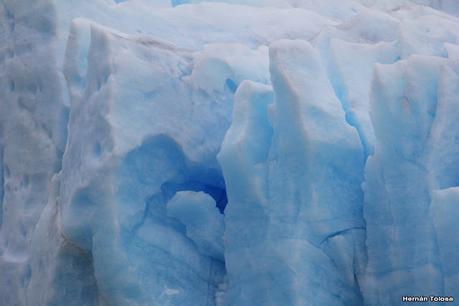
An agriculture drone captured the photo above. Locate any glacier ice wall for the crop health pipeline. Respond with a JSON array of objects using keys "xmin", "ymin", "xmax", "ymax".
[
  {"xmin": 219, "ymin": 39, "xmax": 366, "ymax": 305},
  {"xmin": 1, "ymin": 0, "xmax": 459, "ymax": 305}
]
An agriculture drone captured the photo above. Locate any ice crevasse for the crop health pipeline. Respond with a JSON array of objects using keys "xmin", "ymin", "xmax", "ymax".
[{"xmin": 1, "ymin": 0, "xmax": 459, "ymax": 305}]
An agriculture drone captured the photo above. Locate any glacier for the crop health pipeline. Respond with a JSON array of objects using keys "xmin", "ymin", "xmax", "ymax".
[{"xmin": 1, "ymin": 0, "xmax": 459, "ymax": 305}]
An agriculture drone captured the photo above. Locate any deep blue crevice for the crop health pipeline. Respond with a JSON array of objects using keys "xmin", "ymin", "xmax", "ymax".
[
  {"xmin": 225, "ymin": 78, "xmax": 238, "ymax": 93},
  {"xmin": 161, "ymin": 181, "xmax": 227, "ymax": 213},
  {"xmin": 120, "ymin": 134, "xmax": 228, "ymax": 217}
]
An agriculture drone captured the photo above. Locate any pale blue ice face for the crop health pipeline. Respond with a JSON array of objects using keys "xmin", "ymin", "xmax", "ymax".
[{"xmin": 1, "ymin": 1, "xmax": 459, "ymax": 306}]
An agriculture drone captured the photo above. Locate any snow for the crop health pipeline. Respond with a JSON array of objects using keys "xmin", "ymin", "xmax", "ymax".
[{"xmin": 1, "ymin": 0, "xmax": 459, "ymax": 305}]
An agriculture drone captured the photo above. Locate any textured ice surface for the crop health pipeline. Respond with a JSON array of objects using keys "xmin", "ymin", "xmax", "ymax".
[
  {"xmin": 167, "ymin": 191, "xmax": 224, "ymax": 261},
  {"xmin": 1, "ymin": 0, "xmax": 459, "ymax": 305},
  {"xmin": 219, "ymin": 40, "xmax": 365, "ymax": 305}
]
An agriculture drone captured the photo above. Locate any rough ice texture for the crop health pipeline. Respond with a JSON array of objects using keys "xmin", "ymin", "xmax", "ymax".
[{"xmin": 1, "ymin": 0, "xmax": 459, "ymax": 306}]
